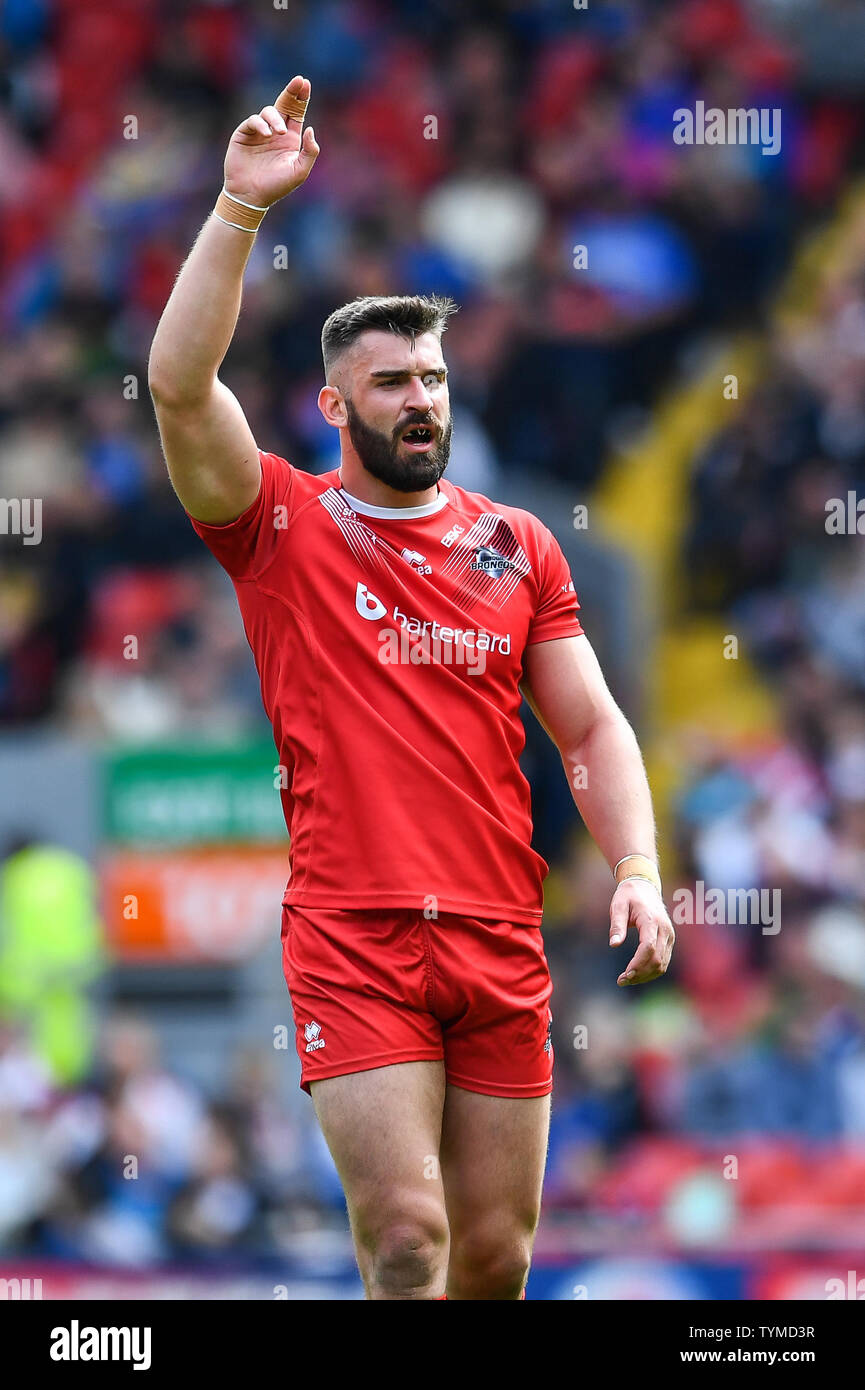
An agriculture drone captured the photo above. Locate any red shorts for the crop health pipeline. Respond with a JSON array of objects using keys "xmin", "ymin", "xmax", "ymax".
[{"xmin": 281, "ymin": 905, "xmax": 554, "ymax": 1098}]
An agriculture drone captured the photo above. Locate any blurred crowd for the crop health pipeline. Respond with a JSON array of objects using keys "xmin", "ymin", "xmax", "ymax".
[
  {"xmin": 2, "ymin": 0, "xmax": 865, "ymax": 1262},
  {"xmin": 0, "ymin": 1016, "xmax": 349, "ymax": 1265}
]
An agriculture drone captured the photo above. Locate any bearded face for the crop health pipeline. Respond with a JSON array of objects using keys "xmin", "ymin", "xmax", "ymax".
[{"xmin": 344, "ymin": 395, "xmax": 453, "ymax": 494}]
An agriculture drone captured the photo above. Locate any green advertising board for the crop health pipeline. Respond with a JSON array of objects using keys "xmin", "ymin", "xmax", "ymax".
[{"xmin": 104, "ymin": 742, "xmax": 286, "ymax": 845}]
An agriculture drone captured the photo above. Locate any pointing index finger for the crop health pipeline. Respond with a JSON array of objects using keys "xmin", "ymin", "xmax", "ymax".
[{"xmin": 274, "ymin": 76, "xmax": 310, "ymax": 128}]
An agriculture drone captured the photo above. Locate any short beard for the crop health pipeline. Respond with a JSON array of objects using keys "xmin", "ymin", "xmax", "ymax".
[{"xmin": 344, "ymin": 397, "xmax": 453, "ymax": 494}]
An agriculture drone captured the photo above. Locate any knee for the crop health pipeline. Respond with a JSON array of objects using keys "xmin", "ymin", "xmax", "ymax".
[
  {"xmin": 450, "ymin": 1227, "xmax": 533, "ymax": 1300},
  {"xmin": 358, "ymin": 1209, "xmax": 449, "ymax": 1298}
]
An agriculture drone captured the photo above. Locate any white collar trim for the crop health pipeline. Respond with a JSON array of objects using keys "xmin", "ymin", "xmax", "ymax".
[{"xmin": 338, "ymin": 483, "xmax": 449, "ymax": 520}]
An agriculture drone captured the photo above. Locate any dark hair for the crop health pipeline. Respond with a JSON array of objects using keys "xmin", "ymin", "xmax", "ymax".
[{"xmin": 321, "ymin": 293, "xmax": 458, "ymax": 382}]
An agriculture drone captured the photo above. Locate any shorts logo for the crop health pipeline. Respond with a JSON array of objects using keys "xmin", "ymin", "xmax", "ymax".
[
  {"xmin": 304, "ymin": 1020, "xmax": 326, "ymax": 1052},
  {"xmin": 543, "ymin": 1013, "xmax": 553, "ymax": 1055}
]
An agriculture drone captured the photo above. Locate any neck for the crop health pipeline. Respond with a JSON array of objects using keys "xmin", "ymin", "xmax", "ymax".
[{"xmin": 337, "ymin": 460, "xmax": 439, "ymax": 510}]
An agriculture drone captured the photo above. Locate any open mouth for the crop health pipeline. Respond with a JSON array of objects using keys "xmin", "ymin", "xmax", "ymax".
[{"xmin": 400, "ymin": 424, "xmax": 436, "ymax": 452}]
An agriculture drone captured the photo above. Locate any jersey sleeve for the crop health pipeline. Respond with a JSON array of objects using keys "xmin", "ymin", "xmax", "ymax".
[
  {"xmin": 186, "ymin": 450, "xmax": 295, "ymax": 581},
  {"xmin": 526, "ymin": 527, "xmax": 584, "ymax": 645}
]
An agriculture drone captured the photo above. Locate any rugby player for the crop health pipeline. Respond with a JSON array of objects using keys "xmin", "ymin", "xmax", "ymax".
[{"xmin": 148, "ymin": 76, "xmax": 675, "ymax": 1300}]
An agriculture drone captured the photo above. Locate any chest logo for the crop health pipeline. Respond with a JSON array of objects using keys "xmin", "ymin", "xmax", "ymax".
[
  {"xmin": 442, "ymin": 515, "xmax": 532, "ymax": 611},
  {"xmin": 400, "ymin": 548, "xmax": 432, "ymax": 576},
  {"xmin": 470, "ymin": 544, "xmax": 518, "ymax": 579},
  {"xmin": 355, "ymin": 583, "xmax": 386, "ymax": 620}
]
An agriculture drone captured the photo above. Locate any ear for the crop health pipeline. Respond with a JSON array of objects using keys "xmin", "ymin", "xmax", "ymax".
[{"xmin": 318, "ymin": 384, "xmax": 347, "ymax": 429}]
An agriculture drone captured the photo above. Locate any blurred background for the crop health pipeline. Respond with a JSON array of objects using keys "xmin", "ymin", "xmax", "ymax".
[{"xmin": 1, "ymin": 0, "xmax": 865, "ymax": 1300}]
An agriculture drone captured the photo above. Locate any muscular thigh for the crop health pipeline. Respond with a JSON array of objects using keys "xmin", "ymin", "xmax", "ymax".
[
  {"xmin": 439, "ymin": 1085, "xmax": 551, "ymax": 1236},
  {"xmin": 310, "ymin": 1060, "xmax": 448, "ymax": 1244}
]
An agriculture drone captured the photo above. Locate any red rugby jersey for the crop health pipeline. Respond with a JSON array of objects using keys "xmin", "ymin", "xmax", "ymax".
[{"xmin": 188, "ymin": 451, "xmax": 583, "ymax": 924}]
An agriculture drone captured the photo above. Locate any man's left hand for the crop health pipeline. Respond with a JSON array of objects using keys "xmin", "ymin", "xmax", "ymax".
[{"xmin": 609, "ymin": 878, "xmax": 675, "ymax": 986}]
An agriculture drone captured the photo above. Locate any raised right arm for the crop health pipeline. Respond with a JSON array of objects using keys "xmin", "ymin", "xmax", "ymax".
[{"xmin": 147, "ymin": 76, "xmax": 319, "ymax": 524}]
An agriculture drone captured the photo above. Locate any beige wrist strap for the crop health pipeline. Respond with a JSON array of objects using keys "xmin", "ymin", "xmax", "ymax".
[
  {"xmin": 213, "ymin": 187, "xmax": 269, "ymax": 233},
  {"xmin": 613, "ymin": 853, "xmax": 662, "ymax": 897}
]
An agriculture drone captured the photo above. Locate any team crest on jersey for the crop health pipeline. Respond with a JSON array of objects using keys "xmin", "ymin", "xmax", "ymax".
[
  {"xmin": 470, "ymin": 544, "xmax": 518, "ymax": 579},
  {"xmin": 443, "ymin": 514, "xmax": 532, "ymax": 611}
]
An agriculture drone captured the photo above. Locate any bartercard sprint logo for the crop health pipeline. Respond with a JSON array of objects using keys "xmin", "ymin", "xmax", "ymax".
[
  {"xmin": 356, "ymin": 582, "xmax": 387, "ymax": 620},
  {"xmin": 353, "ymin": 580, "xmax": 511, "ymax": 670}
]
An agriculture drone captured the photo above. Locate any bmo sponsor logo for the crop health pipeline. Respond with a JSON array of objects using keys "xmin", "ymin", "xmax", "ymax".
[{"xmin": 354, "ymin": 583, "xmax": 509, "ymax": 676}]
